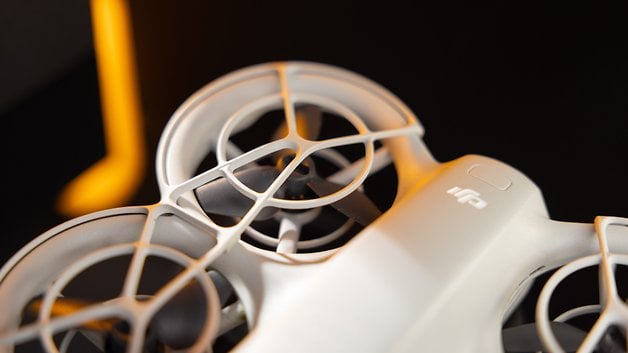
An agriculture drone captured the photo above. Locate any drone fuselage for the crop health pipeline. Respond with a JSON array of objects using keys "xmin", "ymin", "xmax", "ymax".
[{"xmin": 220, "ymin": 154, "xmax": 591, "ymax": 352}]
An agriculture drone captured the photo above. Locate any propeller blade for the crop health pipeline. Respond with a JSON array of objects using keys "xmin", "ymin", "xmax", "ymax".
[
  {"xmin": 273, "ymin": 105, "xmax": 323, "ymax": 141},
  {"xmin": 307, "ymin": 176, "xmax": 382, "ymax": 227},
  {"xmin": 149, "ymin": 281, "xmax": 207, "ymax": 350},
  {"xmin": 209, "ymin": 269, "xmax": 237, "ymax": 307},
  {"xmin": 150, "ymin": 273, "xmax": 240, "ymax": 349},
  {"xmin": 195, "ymin": 166, "xmax": 280, "ymax": 220},
  {"xmin": 502, "ymin": 322, "xmax": 586, "ymax": 352}
]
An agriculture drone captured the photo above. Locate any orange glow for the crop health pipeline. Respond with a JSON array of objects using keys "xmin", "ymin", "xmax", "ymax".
[
  {"xmin": 28, "ymin": 298, "xmax": 115, "ymax": 331},
  {"xmin": 57, "ymin": 0, "xmax": 146, "ymax": 217}
]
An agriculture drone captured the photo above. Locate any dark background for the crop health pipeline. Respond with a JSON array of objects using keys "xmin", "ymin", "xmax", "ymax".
[{"xmin": 1, "ymin": 0, "xmax": 627, "ymax": 267}]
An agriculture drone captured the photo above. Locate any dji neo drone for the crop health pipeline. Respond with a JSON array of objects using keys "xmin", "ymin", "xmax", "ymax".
[{"xmin": 0, "ymin": 61, "xmax": 626, "ymax": 353}]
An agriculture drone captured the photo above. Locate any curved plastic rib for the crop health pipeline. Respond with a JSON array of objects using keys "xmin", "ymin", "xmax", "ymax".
[{"xmin": 56, "ymin": 0, "xmax": 146, "ymax": 217}]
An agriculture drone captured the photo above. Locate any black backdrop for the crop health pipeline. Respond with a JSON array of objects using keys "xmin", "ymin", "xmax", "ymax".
[{"xmin": 0, "ymin": 0, "xmax": 626, "ymax": 293}]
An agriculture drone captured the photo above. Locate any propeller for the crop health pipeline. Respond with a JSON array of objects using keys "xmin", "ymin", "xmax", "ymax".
[
  {"xmin": 502, "ymin": 321, "xmax": 626, "ymax": 353},
  {"xmin": 195, "ymin": 105, "xmax": 382, "ymax": 227},
  {"xmin": 147, "ymin": 279, "xmax": 207, "ymax": 350},
  {"xmin": 306, "ymin": 174, "xmax": 382, "ymax": 227},
  {"xmin": 195, "ymin": 166, "xmax": 281, "ymax": 221},
  {"xmin": 26, "ymin": 270, "xmax": 236, "ymax": 352},
  {"xmin": 502, "ymin": 322, "xmax": 586, "ymax": 352}
]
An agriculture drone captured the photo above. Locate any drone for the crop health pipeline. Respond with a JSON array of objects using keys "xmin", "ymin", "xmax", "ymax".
[{"xmin": 0, "ymin": 61, "xmax": 627, "ymax": 353}]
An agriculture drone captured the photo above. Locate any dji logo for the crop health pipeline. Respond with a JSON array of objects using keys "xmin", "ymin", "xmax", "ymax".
[{"xmin": 447, "ymin": 187, "xmax": 487, "ymax": 210}]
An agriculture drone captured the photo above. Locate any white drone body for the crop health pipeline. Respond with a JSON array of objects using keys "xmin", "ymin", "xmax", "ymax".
[{"xmin": 0, "ymin": 61, "xmax": 627, "ymax": 353}]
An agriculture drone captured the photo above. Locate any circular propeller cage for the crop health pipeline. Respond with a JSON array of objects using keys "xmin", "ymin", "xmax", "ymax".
[
  {"xmin": 536, "ymin": 217, "xmax": 628, "ymax": 353},
  {"xmin": 156, "ymin": 61, "xmax": 429, "ymax": 253},
  {"xmin": 502, "ymin": 217, "xmax": 628, "ymax": 353},
  {"xmin": 0, "ymin": 62, "xmax": 432, "ymax": 353}
]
